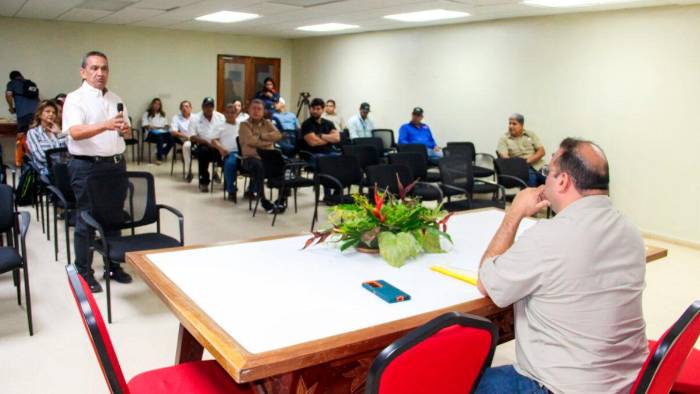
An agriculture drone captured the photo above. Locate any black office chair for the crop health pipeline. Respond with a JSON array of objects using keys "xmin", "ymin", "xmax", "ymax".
[
  {"xmin": 494, "ymin": 157, "xmax": 529, "ymax": 202},
  {"xmin": 445, "ymin": 142, "xmax": 495, "ymax": 180},
  {"xmin": 311, "ymin": 155, "xmax": 363, "ymax": 231},
  {"xmin": 125, "ymin": 116, "xmax": 140, "ymax": 163},
  {"xmin": 353, "ymin": 137, "xmax": 387, "ymax": 157},
  {"xmin": 44, "ymin": 148, "xmax": 75, "ymax": 263},
  {"xmin": 372, "ymin": 129, "xmax": 396, "ymax": 152},
  {"xmin": 396, "ymin": 144, "xmax": 441, "ymax": 181},
  {"xmin": 438, "ymin": 156, "xmax": 505, "ymax": 212},
  {"xmin": 255, "ymin": 149, "xmax": 314, "ymax": 226},
  {"xmin": 339, "ymin": 129, "xmax": 352, "ymax": 146},
  {"xmin": 366, "ymin": 164, "xmax": 413, "ymax": 197},
  {"xmin": 388, "ymin": 153, "xmax": 443, "ymax": 203},
  {"xmin": 0, "ymin": 185, "xmax": 32, "ymax": 335},
  {"xmin": 82, "ymin": 171, "xmax": 184, "ymax": 323}
]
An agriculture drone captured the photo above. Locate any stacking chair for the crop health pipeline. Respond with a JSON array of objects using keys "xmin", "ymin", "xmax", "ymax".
[
  {"xmin": 396, "ymin": 143, "xmax": 441, "ymax": 181},
  {"xmin": 46, "ymin": 159, "xmax": 76, "ymax": 263},
  {"xmin": 366, "ymin": 312, "xmax": 498, "ymax": 394},
  {"xmin": 372, "ymin": 129, "xmax": 396, "ymax": 151},
  {"xmin": 438, "ymin": 156, "xmax": 506, "ymax": 212},
  {"xmin": 82, "ymin": 171, "xmax": 184, "ymax": 323},
  {"xmin": 353, "ymin": 137, "xmax": 387, "ymax": 157},
  {"xmin": 65, "ymin": 264, "xmax": 253, "ymax": 394},
  {"xmin": 339, "ymin": 129, "xmax": 352, "ymax": 146},
  {"xmin": 170, "ymin": 139, "xmax": 186, "ymax": 178},
  {"xmin": 366, "ymin": 164, "xmax": 441, "ymax": 203},
  {"xmin": 311, "ymin": 155, "xmax": 363, "ymax": 231},
  {"xmin": 0, "ymin": 185, "xmax": 32, "ymax": 335},
  {"xmin": 445, "ymin": 142, "xmax": 495, "ymax": 179},
  {"xmin": 494, "ymin": 157, "xmax": 529, "ymax": 202},
  {"xmin": 388, "ymin": 153, "xmax": 443, "ymax": 203},
  {"xmin": 124, "ymin": 116, "xmax": 140, "ymax": 163},
  {"xmin": 255, "ymin": 149, "xmax": 314, "ymax": 226},
  {"xmin": 631, "ymin": 300, "xmax": 700, "ymax": 394}
]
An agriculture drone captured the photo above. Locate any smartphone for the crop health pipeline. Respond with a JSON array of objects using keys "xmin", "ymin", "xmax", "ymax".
[{"xmin": 362, "ymin": 280, "xmax": 411, "ymax": 303}]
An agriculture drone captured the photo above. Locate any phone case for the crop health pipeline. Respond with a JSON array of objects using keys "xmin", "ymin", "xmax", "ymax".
[{"xmin": 362, "ymin": 280, "xmax": 411, "ymax": 303}]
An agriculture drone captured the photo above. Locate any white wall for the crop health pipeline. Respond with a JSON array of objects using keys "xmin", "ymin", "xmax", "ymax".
[
  {"xmin": 292, "ymin": 5, "xmax": 700, "ymax": 245},
  {"xmin": 0, "ymin": 17, "xmax": 293, "ymax": 124}
]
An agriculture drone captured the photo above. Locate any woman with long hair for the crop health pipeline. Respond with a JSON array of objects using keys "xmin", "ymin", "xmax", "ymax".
[
  {"xmin": 142, "ymin": 97, "xmax": 173, "ymax": 164},
  {"xmin": 26, "ymin": 100, "xmax": 67, "ymax": 175},
  {"xmin": 253, "ymin": 77, "xmax": 280, "ymax": 114}
]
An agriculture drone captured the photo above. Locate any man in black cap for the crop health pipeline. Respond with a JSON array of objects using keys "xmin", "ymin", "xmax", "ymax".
[
  {"xmin": 398, "ymin": 107, "xmax": 443, "ymax": 165},
  {"xmin": 189, "ymin": 97, "xmax": 225, "ymax": 192},
  {"xmin": 347, "ymin": 102, "xmax": 375, "ymax": 139}
]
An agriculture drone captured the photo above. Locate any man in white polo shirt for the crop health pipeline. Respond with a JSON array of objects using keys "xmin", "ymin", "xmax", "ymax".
[
  {"xmin": 62, "ymin": 50, "xmax": 132, "ymax": 292},
  {"xmin": 170, "ymin": 100, "xmax": 194, "ymax": 182},
  {"xmin": 475, "ymin": 138, "xmax": 647, "ymax": 394},
  {"xmin": 189, "ymin": 97, "xmax": 225, "ymax": 192},
  {"xmin": 211, "ymin": 102, "xmax": 241, "ymax": 202}
]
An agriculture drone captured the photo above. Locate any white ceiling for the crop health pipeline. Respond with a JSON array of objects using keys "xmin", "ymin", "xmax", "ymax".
[{"xmin": 1, "ymin": 0, "xmax": 698, "ymax": 38}]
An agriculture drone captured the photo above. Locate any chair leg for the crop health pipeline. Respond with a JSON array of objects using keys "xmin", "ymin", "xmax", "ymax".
[
  {"xmin": 46, "ymin": 198, "xmax": 51, "ymax": 241},
  {"xmin": 170, "ymin": 150, "xmax": 176, "ymax": 175},
  {"xmin": 294, "ymin": 188, "xmax": 298, "ymax": 214},
  {"xmin": 53, "ymin": 207, "xmax": 58, "ymax": 262},
  {"xmin": 311, "ymin": 191, "xmax": 319, "ymax": 232},
  {"xmin": 65, "ymin": 221, "xmax": 71, "ymax": 265},
  {"xmin": 272, "ymin": 187, "xmax": 283, "ymax": 227},
  {"xmin": 14, "ymin": 269, "xmax": 21, "ymax": 305},
  {"xmin": 253, "ymin": 195, "xmax": 260, "ymax": 217},
  {"xmin": 104, "ymin": 257, "xmax": 112, "ymax": 324},
  {"xmin": 22, "ymin": 263, "xmax": 33, "ymax": 336}
]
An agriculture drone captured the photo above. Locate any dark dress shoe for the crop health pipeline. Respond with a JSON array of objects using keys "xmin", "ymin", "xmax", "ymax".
[
  {"xmin": 199, "ymin": 183, "xmax": 209, "ymax": 192},
  {"xmin": 104, "ymin": 267, "xmax": 133, "ymax": 284},
  {"xmin": 81, "ymin": 273, "xmax": 103, "ymax": 293}
]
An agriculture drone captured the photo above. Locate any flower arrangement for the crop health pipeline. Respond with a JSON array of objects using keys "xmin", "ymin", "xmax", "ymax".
[{"xmin": 303, "ymin": 180, "xmax": 453, "ymax": 267}]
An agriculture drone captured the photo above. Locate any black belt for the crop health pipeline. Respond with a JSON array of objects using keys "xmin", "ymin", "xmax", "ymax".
[{"xmin": 73, "ymin": 154, "xmax": 124, "ymax": 163}]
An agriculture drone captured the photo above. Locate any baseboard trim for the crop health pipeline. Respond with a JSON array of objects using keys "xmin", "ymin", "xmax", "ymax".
[{"xmin": 642, "ymin": 232, "xmax": 700, "ymax": 251}]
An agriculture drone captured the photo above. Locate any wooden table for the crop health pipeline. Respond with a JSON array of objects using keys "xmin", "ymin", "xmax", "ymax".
[{"xmin": 126, "ymin": 209, "xmax": 667, "ymax": 393}]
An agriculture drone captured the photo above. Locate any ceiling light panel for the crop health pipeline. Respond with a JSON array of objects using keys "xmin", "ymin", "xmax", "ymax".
[
  {"xmin": 384, "ymin": 9, "xmax": 470, "ymax": 22},
  {"xmin": 296, "ymin": 22, "xmax": 359, "ymax": 31},
  {"xmin": 522, "ymin": 0, "xmax": 643, "ymax": 7},
  {"xmin": 195, "ymin": 10, "xmax": 260, "ymax": 23}
]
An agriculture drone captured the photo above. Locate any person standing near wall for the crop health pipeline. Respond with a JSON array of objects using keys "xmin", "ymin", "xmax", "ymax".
[
  {"xmin": 5, "ymin": 70, "xmax": 40, "ymax": 166},
  {"xmin": 62, "ymin": 51, "xmax": 132, "ymax": 292}
]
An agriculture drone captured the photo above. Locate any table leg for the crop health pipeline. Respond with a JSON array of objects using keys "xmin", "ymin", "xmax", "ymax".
[{"xmin": 175, "ymin": 323, "xmax": 204, "ymax": 364}]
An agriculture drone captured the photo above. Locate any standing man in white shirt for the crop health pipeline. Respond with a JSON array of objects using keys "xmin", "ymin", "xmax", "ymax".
[
  {"xmin": 211, "ymin": 103, "xmax": 241, "ymax": 202},
  {"xmin": 62, "ymin": 51, "xmax": 132, "ymax": 292},
  {"xmin": 189, "ymin": 97, "xmax": 225, "ymax": 192},
  {"xmin": 346, "ymin": 102, "xmax": 375, "ymax": 139},
  {"xmin": 170, "ymin": 100, "xmax": 194, "ymax": 182}
]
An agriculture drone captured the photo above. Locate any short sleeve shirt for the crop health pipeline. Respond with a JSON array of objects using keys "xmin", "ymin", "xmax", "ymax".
[
  {"xmin": 170, "ymin": 114, "xmax": 192, "ymax": 136},
  {"xmin": 142, "ymin": 112, "xmax": 167, "ymax": 129},
  {"xmin": 6, "ymin": 79, "xmax": 39, "ymax": 118},
  {"xmin": 300, "ymin": 116, "xmax": 337, "ymax": 154},
  {"xmin": 189, "ymin": 111, "xmax": 225, "ymax": 143},
  {"xmin": 479, "ymin": 196, "xmax": 647, "ymax": 394},
  {"xmin": 212, "ymin": 122, "xmax": 239, "ymax": 152},
  {"xmin": 346, "ymin": 114, "xmax": 374, "ymax": 139},
  {"xmin": 496, "ymin": 130, "xmax": 544, "ymax": 170}
]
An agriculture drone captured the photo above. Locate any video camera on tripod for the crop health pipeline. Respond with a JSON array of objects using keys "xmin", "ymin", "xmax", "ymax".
[{"xmin": 296, "ymin": 92, "xmax": 312, "ymax": 119}]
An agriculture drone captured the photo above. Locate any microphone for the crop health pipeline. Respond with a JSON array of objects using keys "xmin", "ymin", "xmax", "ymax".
[{"xmin": 117, "ymin": 103, "xmax": 124, "ymax": 113}]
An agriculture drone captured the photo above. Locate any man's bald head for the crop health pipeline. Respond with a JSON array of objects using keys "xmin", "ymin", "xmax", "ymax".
[{"xmin": 554, "ymin": 138, "xmax": 609, "ymax": 192}]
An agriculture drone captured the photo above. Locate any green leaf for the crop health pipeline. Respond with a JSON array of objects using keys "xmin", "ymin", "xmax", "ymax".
[
  {"xmin": 413, "ymin": 227, "xmax": 444, "ymax": 254},
  {"xmin": 378, "ymin": 231, "xmax": 422, "ymax": 267},
  {"xmin": 340, "ymin": 238, "xmax": 360, "ymax": 251}
]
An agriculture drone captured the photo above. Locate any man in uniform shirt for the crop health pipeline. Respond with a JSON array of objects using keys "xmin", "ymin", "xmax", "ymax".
[
  {"xmin": 211, "ymin": 102, "xmax": 241, "ymax": 202},
  {"xmin": 476, "ymin": 138, "xmax": 647, "ymax": 394},
  {"xmin": 62, "ymin": 51, "xmax": 132, "ymax": 292},
  {"xmin": 170, "ymin": 100, "xmax": 194, "ymax": 182},
  {"xmin": 398, "ymin": 107, "xmax": 443, "ymax": 165},
  {"xmin": 239, "ymin": 99, "xmax": 282, "ymax": 211},
  {"xmin": 497, "ymin": 113, "xmax": 546, "ymax": 186},
  {"xmin": 189, "ymin": 97, "xmax": 225, "ymax": 192},
  {"xmin": 346, "ymin": 102, "xmax": 374, "ymax": 139}
]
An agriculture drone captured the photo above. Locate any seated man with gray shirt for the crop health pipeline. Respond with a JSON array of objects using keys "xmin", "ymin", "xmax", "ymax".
[{"xmin": 476, "ymin": 138, "xmax": 647, "ymax": 394}]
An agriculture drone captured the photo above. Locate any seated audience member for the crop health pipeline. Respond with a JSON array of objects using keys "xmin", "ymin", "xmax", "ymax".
[
  {"xmin": 398, "ymin": 107, "xmax": 443, "ymax": 165},
  {"xmin": 346, "ymin": 102, "xmax": 374, "ymax": 139},
  {"xmin": 272, "ymin": 98, "xmax": 300, "ymax": 157},
  {"xmin": 233, "ymin": 99, "xmax": 249, "ymax": 123},
  {"xmin": 212, "ymin": 102, "xmax": 242, "ymax": 202},
  {"xmin": 142, "ymin": 97, "xmax": 173, "ymax": 164},
  {"xmin": 189, "ymin": 97, "xmax": 225, "ymax": 192},
  {"xmin": 26, "ymin": 100, "xmax": 66, "ymax": 175},
  {"xmin": 300, "ymin": 98, "xmax": 341, "ymax": 200},
  {"xmin": 52, "ymin": 93, "xmax": 67, "ymax": 126},
  {"xmin": 497, "ymin": 113, "xmax": 546, "ymax": 186},
  {"xmin": 476, "ymin": 138, "xmax": 646, "ymax": 394},
  {"xmin": 254, "ymin": 77, "xmax": 280, "ymax": 114},
  {"xmin": 170, "ymin": 100, "xmax": 195, "ymax": 182},
  {"xmin": 322, "ymin": 99, "xmax": 345, "ymax": 132},
  {"xmin": 239, "ymin": 99, "xmax": 282, "ymax": 212}
]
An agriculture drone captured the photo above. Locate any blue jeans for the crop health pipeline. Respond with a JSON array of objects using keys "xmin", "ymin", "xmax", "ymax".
[
  {"xmin": 223, "ymin": 153, "xmax": 237, "ymax": 193},
  {"xmin": 475, "ymin": 365, "xmax": 549, "ymax": 394},
  {"xmin": 528, "ymin": 167, "xmax": 546, "ymax": 187},
  {"xmin": 148, "ymin": 129, "xmax": 174, "ymax": 160},
  {"xmin": 427, "ymin": 147, "xmax": 444, "ymax": 166},
  {"xmin": 278, "ymin": 131, "xmax": 297, "ymax": 158}
]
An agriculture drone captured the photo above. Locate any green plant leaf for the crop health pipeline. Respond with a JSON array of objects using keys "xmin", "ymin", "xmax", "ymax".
[
  {"xmin": 378, "ymin": 231, "xmax": 422, "ymax": 267},
  {"xmin": 413, "ymin": 227, "xmax": 444, "ymax": 253},
  {"xmin": 340, "ymin": 238, "xmax": 360, "ymax": 251}
]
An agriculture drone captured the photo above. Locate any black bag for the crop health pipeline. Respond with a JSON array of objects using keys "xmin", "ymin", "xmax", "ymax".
[
  {"xmin": 19, "ymin": 79, "xmax": 39, "ymax": 99},
  {"xmin": 15, "ymin": 165, "xmax": 36, "ymax": 206}
]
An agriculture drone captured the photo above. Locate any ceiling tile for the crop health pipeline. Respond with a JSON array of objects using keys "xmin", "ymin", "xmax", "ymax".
[
  {"xmin": 15, "ymin": 0, "xmax": 84, "ymax": 19},
  {"xmin": 130, "ymin": 0, "xmax": 203, "ymax": 11},
  {"xmin": 0, "ymin": 0, "xmax": 26, "ymax": 17},
  {"xmin": 95, "ymin": 6, "xmax": 165, "ymax": 24},
  {"xmin": 57, "ymin": 8, "xmax": 113, "ymax": 22}
]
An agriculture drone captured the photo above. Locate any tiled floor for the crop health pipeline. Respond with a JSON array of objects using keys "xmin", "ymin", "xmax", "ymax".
[{"xmin": 0, "ymin": 160, "xmax": 697, "ymax": 393}]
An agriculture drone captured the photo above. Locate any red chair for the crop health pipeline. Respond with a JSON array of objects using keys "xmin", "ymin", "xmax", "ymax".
[
  {"xmin": 366, "ymin": 312, "xmax": 498, "ymax": 394},
  {"xmin": 65, "ymin": 264, "xmax": 253, "ymax": 394},
  {"xmin": 631, "ymin": 300, "xmax": 700, "ymax": 394}
]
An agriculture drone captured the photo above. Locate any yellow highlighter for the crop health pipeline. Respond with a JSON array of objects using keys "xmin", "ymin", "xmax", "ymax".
[{"xmin": 431, "ymin": 265, "xmax": 478, "ymax": 286}]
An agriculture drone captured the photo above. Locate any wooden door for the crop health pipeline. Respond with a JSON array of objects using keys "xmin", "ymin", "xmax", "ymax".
[{"xmin": 217, "ymin": 55, "xmax": 281, "ymax": 113}]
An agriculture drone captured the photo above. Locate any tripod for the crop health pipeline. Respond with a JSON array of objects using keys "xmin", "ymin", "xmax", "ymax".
[{"xmin": 296, "ymin": 93, "xmax": 311, "ymax": 121}]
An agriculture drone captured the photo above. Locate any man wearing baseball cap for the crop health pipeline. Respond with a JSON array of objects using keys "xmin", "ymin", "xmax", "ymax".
[
  {"xmin": 398, "ymin": 107, "xmax": 443, "ymax": 165},
  {"xmin": 189, "ymin": 97, "xmax": 225, "ymax": 192},
  {"xmin": 347, "ymin": 102, "xmax": 375, "ymax": 139}
]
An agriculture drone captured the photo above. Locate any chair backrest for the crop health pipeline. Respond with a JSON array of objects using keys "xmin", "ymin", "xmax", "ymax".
[
  {"xmin": 494, "ymin": 157, "xmax": 529, "ymax": 188},
  {"xmin": 353, "ymin": 137, "xmax": 385, "ymax": 154},
  {"xmin": 366, "ymin": 312, "xmax": 498, "ymax": 394},
  {"xmin": 631, "ymin": 300, "xmax": 700, "ymax": 394},
  {"xmin": 366, "ymin": 164, "xmax": 412, "ymax": 195},
  {"xmin": 44, "ymin": 147, "xmax": 69, "ymax": 172},
  {"xmin": 51, "ymin": 162, "xmax": 76, "ymax": 204},
  {"xmin": 388, "ymin": 152, "xmax": 427, "ymax": 180},
  {"xmin": 66, "ymin": 264, "xmax": 129, "ymax": 394},
  {"xmin": 0, "ymin": 184, "xmax": 15, "ymax": 233},
  {"xmin": 438, "ymin": 156, "xmax": 474, "ymax": 193},
  {"xmin": 396, "ymin": 143, "xmax": 426, "ymax": 157},
  {"xmin": 257, "ymin": 148, "xmax": 286, "ymax": 180},
  {"xmin": 339, "ymin": 129, "xmax": 351, "ymax": 146},
  {"xmin": 372, "ymin": 129, "xmax": 395, "ymax": 151},
  {"xmin": 342, "ymin": 144, "xmax": 380, "ymax": 170},
  {"xmin": 87, "ymin": 171, "xmax": 158, "ymax": 231},
  {"xmin": 445, "ymin": 142, "xmax": 476, "ymax": 161},
  {"xmin": 317, "ymin": 155, "xmax": 363, "ymax": 188}
]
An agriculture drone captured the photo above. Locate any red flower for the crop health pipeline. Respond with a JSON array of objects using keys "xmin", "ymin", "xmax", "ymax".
[
  {"xmin": 438, "ymin": 212, "xmax": 454, "ymax": 232},
  {"xmin": 372, "ymin": 189, "xmax": 385, "ymax": 223}
]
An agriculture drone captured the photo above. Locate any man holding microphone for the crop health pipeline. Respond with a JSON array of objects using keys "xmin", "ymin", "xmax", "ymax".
[{"xmin": 62, "ymin": 51, "xmax": 132, "ymax": 292}]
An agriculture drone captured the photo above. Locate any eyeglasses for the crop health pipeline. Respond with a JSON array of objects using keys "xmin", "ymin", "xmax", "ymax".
[{"xmin": 541, "ymin": 165, "xmax": 551, "ymax": 177}]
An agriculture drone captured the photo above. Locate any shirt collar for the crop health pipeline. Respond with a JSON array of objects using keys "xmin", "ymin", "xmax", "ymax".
[
  {"xmin": 556, "ymin": 195, "xmax": 611, "ymax": 218},
  {"xmin": 80, "ymin": 80, "xmax": 108, "ymax": 97}
]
